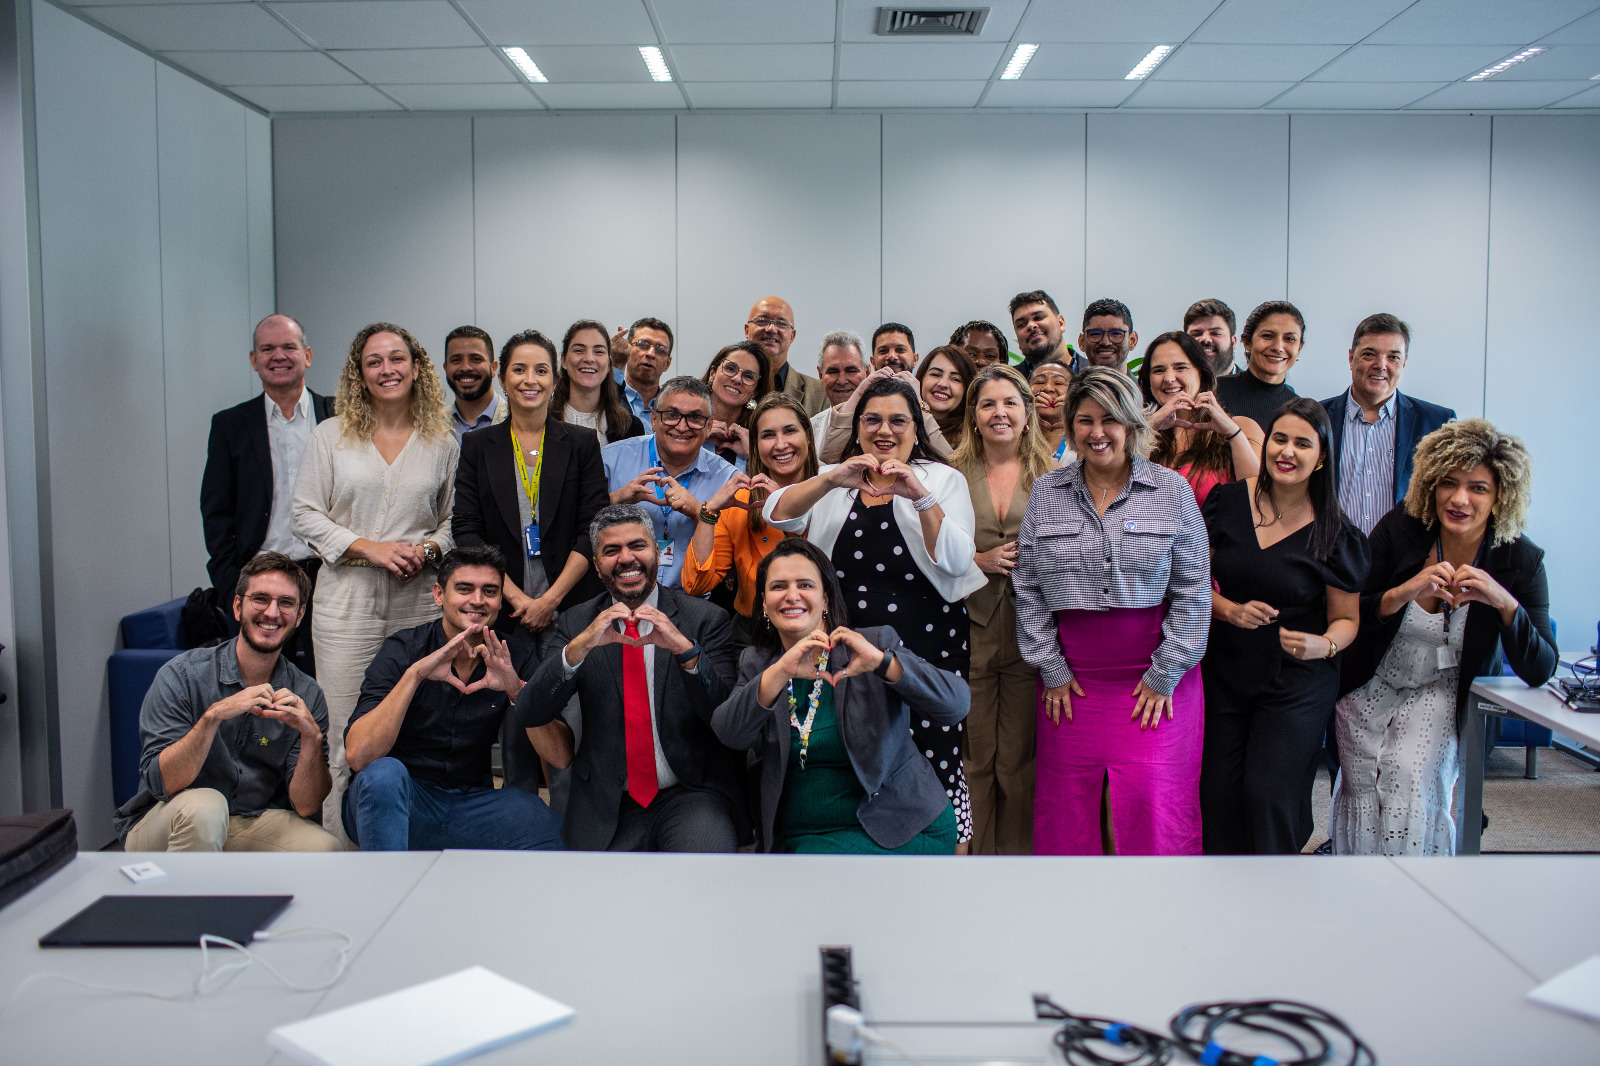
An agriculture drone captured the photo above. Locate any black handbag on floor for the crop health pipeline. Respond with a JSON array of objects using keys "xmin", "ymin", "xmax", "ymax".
[{"xmin": 0, "ymin": 809, "xmax": 77, "ymax": 911}]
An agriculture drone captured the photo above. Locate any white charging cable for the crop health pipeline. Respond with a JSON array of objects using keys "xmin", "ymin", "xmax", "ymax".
[
  {"xmin": 0, "ymin": 925, "xmax": 353, "ymax": 1016},
  {"xmin": 826, "ymin": 1004, "xmax": 928, "ymax": 1066}
]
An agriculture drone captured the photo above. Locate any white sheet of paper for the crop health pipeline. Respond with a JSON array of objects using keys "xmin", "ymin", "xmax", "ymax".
[
  {"xmin": 1527, "ymin": 954, "xmax": 1600, "ymax": 1024},
  {"xmin": 267, "ymin": 965, "xmax": 574, "ymax": 1066}
]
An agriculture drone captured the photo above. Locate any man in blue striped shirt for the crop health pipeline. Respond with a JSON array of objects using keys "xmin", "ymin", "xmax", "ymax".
[{"xmin": 1321, "ymin": 313, "xmax": 1455, "ymax": 535}]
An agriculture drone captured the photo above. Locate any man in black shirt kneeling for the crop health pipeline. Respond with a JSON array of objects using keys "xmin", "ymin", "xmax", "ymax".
[{"xmin": 342, "ymin": 545, "xmax": 569, "ymax": 850}]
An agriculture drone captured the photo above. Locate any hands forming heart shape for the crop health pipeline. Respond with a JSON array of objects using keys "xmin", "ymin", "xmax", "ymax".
[{"xmin": 783, "ymin": 626, "xmax": 881, "ymax": 686}]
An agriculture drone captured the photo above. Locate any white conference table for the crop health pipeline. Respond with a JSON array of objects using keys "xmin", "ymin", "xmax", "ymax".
[
  {"xmin": 1462, "ymin": 667, "xmax": 1600, "ymax": 854},
  {"xmin": 4, "ymin": 851, "xmax": 1599, "ymax": 1066}
]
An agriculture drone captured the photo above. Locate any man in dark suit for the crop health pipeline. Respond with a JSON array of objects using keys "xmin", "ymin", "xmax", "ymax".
[
  {"xmin": 1321, "ymin": 313, "xmax": 1455, "ymax": 536},
  {"xmin": 515, "ymin": 503, "xmax": 745, "ymax": 852},
  {"xmin": 201, "ymin": 314, "xmax": 336, "ymax": 674}
]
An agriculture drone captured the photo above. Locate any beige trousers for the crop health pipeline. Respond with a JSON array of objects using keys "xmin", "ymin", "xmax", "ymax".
[
  {"xmin": 124, "ymin": 788, "xmax": 341, "ymax": 852},
  {"xmin": 964, "ymin": 594, "xmax": 1038, "ymax": 855}
]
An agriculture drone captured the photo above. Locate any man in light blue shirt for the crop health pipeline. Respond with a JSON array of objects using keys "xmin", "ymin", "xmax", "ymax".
[
  {"xmin": 603, "ymin": 377, "xmax": 737, "ymax": 591},
  {"xmin": 620, "ymin": 316, "xmax": 675, "ymax": 430},
  {"xmin": 444, "ymin": 325, "xmax": 507, "ymax": 442}
]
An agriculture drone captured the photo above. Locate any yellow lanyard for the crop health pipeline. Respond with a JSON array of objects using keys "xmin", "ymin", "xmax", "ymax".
[{"xmin": 509, "ymin": 425, "xmax": 546, "ymax": 522}]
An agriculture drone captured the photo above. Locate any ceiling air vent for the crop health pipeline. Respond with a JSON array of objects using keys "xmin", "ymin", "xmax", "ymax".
[{"xmin": 876, "ymin": 8, "xmax": 990, "ymax": 36}]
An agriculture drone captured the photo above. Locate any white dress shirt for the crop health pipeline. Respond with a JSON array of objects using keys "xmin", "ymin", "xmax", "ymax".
[{"xmin": 259, "ymin": 389, "xmax": 315, "ymax": 559}]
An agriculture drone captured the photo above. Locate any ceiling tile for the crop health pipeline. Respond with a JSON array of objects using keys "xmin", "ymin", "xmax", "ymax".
[
  {"xmin": 1539, "ymin": 9, "xmax": 1600, "ymax": 43},
  {"xmin": 1125, "ymin": 80, "xmax": 1296, "ymax": 108},
  {"xmin": 536, "ymin": 82, "xmax": 685, "ymax": 109},
  {"xmin": 1016, "ymin": 0, "xmax": 1218, "ymax": 44},
  {"xmin": 332, "ymin": 47, "xmax": 516, "ymax": 85},
  {"xmin": 232, "ymin": 84, "xmax": 400, "ymax": 112},
  {"xmin": 1407, "ymin": 79, "xmax": 1598, "ymax": 107},
  {"xmin": 1191, "ymin": 0, "xmax": 1413, "ymax": 44},
  {"xmin": 838, "ymin": 42, "xmax": 1005, "ymax": 81},
  {"xmin": 1311, "ymin": 44, "xmax": 1519, "ymax": 82},
  {"xmin": 84, "ymin": 4, "xmax": 307, "ymax": 50},
  {"xmin": 268, "ymin": 1, "xmax": 481, "ymax": 50},
  {"xmin": 684, "ymin": 81, "xmax": 833, "ymax": 108},
  {"xmin": 457, "ymin": 0, "xmax": 656, "ymax": 46},
  {"xmin": 1266, "ymin": 82, "xmax": 1446, "ymax": 109},
  {"xmin": 68, "ymin": 0, "xmax": 252, "ymax": 5},
  {"xmin": 1022, "ymin": 43, "xmax": 1172, "ymax": 81},
  {"xmin": 1367, "ymin": 0, "xmax": 1599, "ymax": 46},
  {"xmin": 163, "ymin": 49, "xmax": 360, "ymax": 85},
  {"xmin": 840, "ymin": 0, "xmax": 1027, "ymax": 43},
  {"xmin": 670, "ymin": 44, "xmax": 834, "ymax": 82},
  {"xmin": 379, "ymin": 83, "xmax": 541, "ymax": 110},
  {"xmin": 653, "ymin": 0, "xmax": 835, "ymax": 44},
  {"xmin": 1492, "ymin": 44, "xmax": 1600, "ymax": 79},
  {"xmin": 522, "ymin": 46, "xmax": 653, "ymax": 84},
  {"xmin": 1154, "ymin": 44, "xmax": 1347, "ymax": 81},
  {"xmin": 1547, "ymin": 82, "xmax": 1600, "ymax": 105},
  {"xmin": 982, "ymin": 80, "xmax": 1140, "ymax": 107},
  {"xmin": 836, "ymin": 80, "xmax": 986, "ymax": 107}
]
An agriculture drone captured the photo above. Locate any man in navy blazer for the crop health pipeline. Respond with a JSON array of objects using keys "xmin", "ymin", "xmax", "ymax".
[
  {"xmin": 1321, "ymin": 313, "xmax": 1454, "ymax": 536},
  {"xmin": 201, "ymin": 314, "xmax": 336, "ymax": 674}
]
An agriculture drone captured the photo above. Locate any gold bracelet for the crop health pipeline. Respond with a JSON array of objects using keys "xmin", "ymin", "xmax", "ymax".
[{"xmin": 1326, "ymin": 639, "xmax": 1339, "ymax": 659}]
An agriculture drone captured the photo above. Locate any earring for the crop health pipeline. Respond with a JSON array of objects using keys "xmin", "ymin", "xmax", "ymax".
[{"xmin": 1315, "ymin": 463, "xmax": 1324, "ymax": 471}]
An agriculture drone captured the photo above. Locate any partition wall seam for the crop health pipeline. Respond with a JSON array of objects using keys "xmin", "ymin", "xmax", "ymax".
[
  {"xmin": 1081, "ymin": 116, "xmax": 1088, "ymax": 310},
  {"xmin": 469, "ymin": 117, "xmax": 476, "ymax": 324},
  {"xmin": 878, "ymin": 114, "xmax": 883, "ymax": 322},
  {"xmin": 672, "ymin": 115, "xmax": 678, "ymax": 340},
  {"xmin": 1481, "ymin": 117, "xmax": 1493, "ymax": 421},
  {"xmin": 152, "ymin": 62, "xmax": 173, "ymax": 600},
  {"xmin": 1284, "ymin": 115, "xmax": 1292, "ymax": 299}
]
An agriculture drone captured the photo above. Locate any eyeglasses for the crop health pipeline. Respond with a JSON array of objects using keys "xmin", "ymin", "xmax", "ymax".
[
  {"xmin": 632, "ymin": 339, "xmax": 671, "ymax": 357},
  {"xmin": 716, "ymin": 361, "xmax": 760, "ymax": 386},
  {"xmin": 245, "ymin": 593, "xmax": 301, "ymax": 613},
  {"xmin": 747, "ymin": 316, "xmax": 794, "ymax": 332},
  {"xmin": 655, "ymin": 408, "xmax": 709, "ymax": 429},
  {"xmin": 1083, "ymin": 328, "xmax": 1128, "ymax": 343},
  {"xmin": 860, "ymin": 414, "xmax": 913, "ymax": 432}
]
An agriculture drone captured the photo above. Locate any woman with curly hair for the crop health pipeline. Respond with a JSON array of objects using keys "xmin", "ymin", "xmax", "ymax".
[
  {"xmin": 1332, "ymin": 419, "xmax": 1556, "ymax": 855},
  {"xmin": 292, "ymin": 322, "xmax": 458, "ymax": 843}
]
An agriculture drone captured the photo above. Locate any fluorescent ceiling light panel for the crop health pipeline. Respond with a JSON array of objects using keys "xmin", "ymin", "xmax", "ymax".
[
  {"xmin": 502, "ymin": 47, "xmax": 547, "ymax": 83},
  {"xmin": 1000, "ymin": 43, "xmax": 1038, "ymax": 80},
  {"xmin": 1125, "ymin": 45, "xmax": 1174, "ymax": 80},
  {"xmin": 1467, "ymin": 47, "xmax": 1544, "ymax": 81},
  {"xmin": 639, "ymin": 45, "xmax": 673, "ymax": 82}
]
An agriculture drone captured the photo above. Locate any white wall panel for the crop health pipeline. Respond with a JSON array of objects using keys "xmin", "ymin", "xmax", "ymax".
[
  {"xmin": 1287, "ymin": 115, "xmax": 1490, "ymax": 414},
  {"xmin": 273, "ymin": 116, "xmax": 474, "ymax": 394},
  {"xmin": 33, "ymin": 0, "xmax": 167, "ymax": 843},
  {"xmin": 882, "ymin": 114, "xmax": 1085, "ymax": 359},
  {"xmin": 676, "ymin": 114, "xmax": 881, "ymax": 379},
  {"xmin": 473, "ymin": 114, "xmax": 675, "ymax": 348},
  {"xmin": 246, "ymin": 109, "xmax": 276, "ymax": 329},
  {"xmin": 1087, "ymin": 114, "xmax": 1289, "ymax": 375},
  {"xmin": 1484, "ymin": 116, "xmax": 1600, "ymax": 646}
]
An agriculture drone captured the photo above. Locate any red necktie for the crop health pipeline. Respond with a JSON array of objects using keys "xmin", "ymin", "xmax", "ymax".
[{"xmin": 622, "ymin": 620, "xmax": 658, "ymax": 808}]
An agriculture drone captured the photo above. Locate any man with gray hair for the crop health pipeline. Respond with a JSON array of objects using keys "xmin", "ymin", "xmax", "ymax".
[
  {"xmin": 809, "ymin": 329, "xmax": 951, "ymax": 464},
  {"xmin": 515, "ymin": 503, "xmax": 744, "ymax": 851},
  {"xmin": 600, "ymin": 376, "xmax": 738, "ymax": 590}
]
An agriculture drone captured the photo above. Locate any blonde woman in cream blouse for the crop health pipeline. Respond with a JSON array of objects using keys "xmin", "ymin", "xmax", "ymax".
[{"xmin": 292, "ymin": 322, "xmax": 457, "ymax": 844}]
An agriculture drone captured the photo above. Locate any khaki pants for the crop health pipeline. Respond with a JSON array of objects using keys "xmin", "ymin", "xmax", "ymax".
[
  {"xmin": 964, "ymin": 595, "xmax": 1037, "ymax": 855},
  {"xmin": 125, "ymin": 788, "xmax": 343, "ymax": 852}
]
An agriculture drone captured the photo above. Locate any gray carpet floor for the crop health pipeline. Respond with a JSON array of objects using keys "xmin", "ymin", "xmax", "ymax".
[{"xmin": 1304, "ymin": 745, "xmax": 1600, "ymax": 854}]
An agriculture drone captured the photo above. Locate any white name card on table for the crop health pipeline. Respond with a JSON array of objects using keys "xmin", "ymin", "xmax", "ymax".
[
  {"xmin": 1527, "ymin": 954, "xmax": 1600, "ymax": 1024},
  {"xmin": 267, "ymin": 965, "xmax": 574, "ymax": 1066}
]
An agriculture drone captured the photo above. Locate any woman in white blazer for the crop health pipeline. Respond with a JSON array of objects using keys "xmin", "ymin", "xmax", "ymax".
[{"xmin": 766, "ymin": 377, "xmax": 986, "ymax": 849}]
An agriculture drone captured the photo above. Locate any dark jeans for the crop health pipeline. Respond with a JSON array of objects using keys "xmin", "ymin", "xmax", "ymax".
[
  {"xmin": 343, "ymin": 756, "xmax": 563, "ymax": 851},
  {"xmin": 606, "ymin": 786, "xmax": 738, "ymax": 853}
]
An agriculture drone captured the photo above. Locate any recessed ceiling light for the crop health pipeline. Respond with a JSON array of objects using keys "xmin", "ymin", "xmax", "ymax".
[
  {"xmin": 1000, "ymin": 43, "xmax": 1038, "ymax": 80},
  {"xmin": 501, "ymin": 47, "xmax": 547, "ymax": 83},
  {"xmin": 1125, "ymin": 45, "xmax": 1173, "ymax": 81},
  {"xmin": 1467, "ymin": 46, "xmax": 1545, "ymax": 81},
  {"xmin": 639, "ymin": 46, "xmax": 673, "ymax": 82}
]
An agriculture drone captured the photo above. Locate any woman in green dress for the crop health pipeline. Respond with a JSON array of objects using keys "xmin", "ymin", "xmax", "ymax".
[{"xmin": 711, "ymin": 538, "xmax": 967, "ymax": 854}]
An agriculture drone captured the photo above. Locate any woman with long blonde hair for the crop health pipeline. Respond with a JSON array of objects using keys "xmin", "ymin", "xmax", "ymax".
[
  {"xmin": 951, "ymin": 365, "xmax": 1054, "ymax": 853},
  {"xmin": 292, "ymin": 322, "xmax": 458, "ymax": 844}
]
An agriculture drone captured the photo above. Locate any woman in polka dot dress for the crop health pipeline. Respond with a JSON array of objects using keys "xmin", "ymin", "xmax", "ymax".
[{"xmin": 765, "ymin": 378, "xmax": 989, "ymax": 848}]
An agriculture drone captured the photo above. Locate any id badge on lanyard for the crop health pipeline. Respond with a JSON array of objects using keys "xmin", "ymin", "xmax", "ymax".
[
  {"xmin": 512, "ymin": 425, "xmax": 546, "ymax": 558},
  {"xmin": 523, "ymin": 522, "xmax": 541, "ymax": 558},
  {"xmin": 646, "ymin": 437, "xmax": 675, "ymax": 555}
]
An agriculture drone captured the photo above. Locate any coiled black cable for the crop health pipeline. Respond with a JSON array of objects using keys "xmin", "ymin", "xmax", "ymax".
[
  {"xmin": 1168, "ymin": 999, "xmax": 1376, "ymax": 1066},
  {"xmin": 1033, "ymin": 993, "xmax": 1175, "ymax": 1066}
]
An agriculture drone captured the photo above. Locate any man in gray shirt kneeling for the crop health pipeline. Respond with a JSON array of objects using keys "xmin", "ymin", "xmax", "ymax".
[{"xmin": 115, "ymin": 552, "xmax": 341, "ymax": 852}]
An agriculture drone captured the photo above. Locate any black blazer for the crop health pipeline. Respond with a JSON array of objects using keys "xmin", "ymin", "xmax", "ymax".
[
  {"xmin": 453, "ymin": 419, "xmax": 610, "ymax": 609},
  {"xmin": 1338, "ymin": 505, "xmax": 1557, "ymax": 732},
  {"xmin": 514, "ymin": 587, "xmax": 745, "ymax": 850},
  {"xmin": 200, "ymin": 390, "xmax": 336, "ymax": 598},
  {"xmin": 1322, "ymin": 390, "xmax": 1455, "ymax": 506},
  {"xmin": 712, "ymin": 626, "xmax": 968, "ymax": 851}
]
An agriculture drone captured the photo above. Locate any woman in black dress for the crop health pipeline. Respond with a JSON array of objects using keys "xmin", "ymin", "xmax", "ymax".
[
  {"xmin": 765, "ymin": 378, "xmax": 988, "ymax": 848},
  {"xmin": 1201, "ymin": 397, "xmax": 1369, "ymax": 854}
]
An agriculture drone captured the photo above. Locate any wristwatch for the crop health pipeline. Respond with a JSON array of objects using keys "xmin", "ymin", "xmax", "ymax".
[
  {"xmin": 873, "ymin": 645, "xmax": 899, "ymax": 679},
  {"xmin": 675, "ymin": 642, "xmax": 702, "ymax": 665},
  {"xmin": 698, "ymin": 504, "xmax": 722, "ymax": 525},
  {"xmin": 1325, "ymin": 639, "xmax": 1339, "ymax": 660},
  {"xmin": 421, "ymin": 542, "xmax": 441, "ymax": 566}
]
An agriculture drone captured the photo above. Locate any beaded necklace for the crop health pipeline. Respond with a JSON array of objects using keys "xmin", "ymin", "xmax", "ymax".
[{"xmin": 787, "ymin": 651, "xmax": 829, "ymax": 770}]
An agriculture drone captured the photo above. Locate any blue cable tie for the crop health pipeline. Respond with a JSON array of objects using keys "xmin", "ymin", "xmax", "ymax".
[
  {"xmin": 1103, "ymin": 1023, "xmax": 1126, "ymax": 1045},
  {"xmin": 1200, "ymin": 1042, "xmax": 1225, "ymax": 1066},
  {"xmin": 1252, "ymin": 1058, "xmax": 1279, "ymax": 1066}
]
